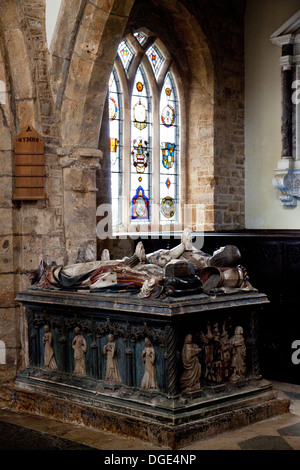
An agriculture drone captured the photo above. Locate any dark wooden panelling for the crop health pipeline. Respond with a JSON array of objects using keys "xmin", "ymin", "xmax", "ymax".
[{"xmin": 133, "ymin": 230, "xmax": 300, "ymax": 384}]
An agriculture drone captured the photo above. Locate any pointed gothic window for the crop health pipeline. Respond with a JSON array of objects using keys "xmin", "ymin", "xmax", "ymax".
[
  {"xmin": 108, "ymin": 68, "xmax": 122, "ymax": 226},
  {"xmin": 108, "ymin": 32, "xmax": 181, "ymax": 231}
]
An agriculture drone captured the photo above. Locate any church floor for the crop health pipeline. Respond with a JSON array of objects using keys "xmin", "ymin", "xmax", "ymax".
[{"xmin": 1, "ymin": 381, "xmax": 300, "ymax": 451}]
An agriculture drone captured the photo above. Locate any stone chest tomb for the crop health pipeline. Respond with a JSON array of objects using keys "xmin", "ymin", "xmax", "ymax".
[
  {"xmin": 15, "ymin": 290, "xmax": 288, "ymax": 449},
  {"xmin": 14, "ymin": 231, "xmax": 289, "ymax": 448}
]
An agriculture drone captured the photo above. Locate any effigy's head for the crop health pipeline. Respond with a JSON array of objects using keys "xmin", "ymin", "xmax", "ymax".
[{"xmin": 210, "ymin": 245, "xmax": 241, "ymax": 267}]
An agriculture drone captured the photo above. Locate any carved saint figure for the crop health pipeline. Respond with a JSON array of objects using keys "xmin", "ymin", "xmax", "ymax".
[
  {"xmin": 72, "ymin": 327, "xmax": 87, "ymax": 376},
  {"xmin": 141, "ymin": 338, "xmax": 157, "ymax": 390},
  {"xmin": 103, "ymin": 334, "xmax": 122, "ymax": 383},
  {"xmin": 42, "ymin": 325, "xmax": 58, "ymax": 370},
  {"xmin": 229, "ymin": 326, "xmax": 246, "ymax": 382},
  {"xmin": 180, "ymin": 334, "xmax": 202, "ymax": 392}
]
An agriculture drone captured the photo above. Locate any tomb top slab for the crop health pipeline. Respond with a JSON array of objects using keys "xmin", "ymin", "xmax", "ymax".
[{"xmin": 17, "ymin": 289, "xmax": 269, "ymax": 317}]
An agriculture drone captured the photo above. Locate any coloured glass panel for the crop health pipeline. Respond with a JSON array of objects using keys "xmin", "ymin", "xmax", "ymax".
[
  {"xmin": 132, "ymin": 186, "xmax": 149, "ymax": 219},
  {"xmin": 131, "ymin": 66, "xmax": 151, "ymax": 221},
  {"xmin": 146, "ymin": 44, "xmax": 163, "ymax": 77},
  {"xmin": 117, "ymin": 40, "xmax": 134, "ymax": 72},
  {"xmin": 108, "ymin": 35, "xmax": 181, "ymax": 230},
  {"xmin": 133, "ymin": 31, "xmax": 147, "ymax": 45},
  {"xmin": 108, "ymin": 68, "xmax": 122, "ymax": 226},
  {"xmin": 159, "ymin": 72, "xmax": 179, "ymax": 222}
]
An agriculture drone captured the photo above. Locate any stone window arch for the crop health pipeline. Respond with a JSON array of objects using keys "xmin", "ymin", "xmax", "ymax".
[{"xmin": 107, "ymin": 31, "xmax": 183, "ymax": 233}]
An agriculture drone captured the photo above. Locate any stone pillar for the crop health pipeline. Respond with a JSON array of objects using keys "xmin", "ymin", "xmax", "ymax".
[
  {"xmin": 280, "ymin": 44, "xmax": 294, "ymax": 160},
  {"xmin": 57, "ymin": 147, "xmax": 102, "ymax": 264},
  {"xmin": 271, "ymin": 27, "xmax": 299, "ymax": 206}
]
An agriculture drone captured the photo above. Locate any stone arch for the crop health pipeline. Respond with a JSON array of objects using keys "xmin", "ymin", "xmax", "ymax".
[
  {"xmin": 50, "ymin": 0, "xmax": 216, "ymax": 232},
  {"xmin": 0, "ymin": 1, "xmax": 49, "ymax": 136},
  {"xmin": 100, "ymin": 0, "xmax": 216, "ymax": 230},
  {"xmin": 51, "ymin": 0, "xmax": 135, "ymax": 149}
]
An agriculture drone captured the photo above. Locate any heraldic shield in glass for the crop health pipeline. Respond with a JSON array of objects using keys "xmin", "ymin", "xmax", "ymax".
[
  {"xmin": 160, "ymin": 72, "xmax": 179, "ymax": 221},
  {"xmin": 132, "ymin": 186, "xmax": 149, "ymax": 219}
]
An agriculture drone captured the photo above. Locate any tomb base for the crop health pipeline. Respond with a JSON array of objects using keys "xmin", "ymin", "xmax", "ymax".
[{"xmin": 9, "ymin": 289, "xmax": 290, "ymax": 449}]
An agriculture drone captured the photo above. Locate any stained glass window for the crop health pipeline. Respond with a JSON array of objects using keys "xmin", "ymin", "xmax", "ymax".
[
  {"xmin": 160, "ymin": 72, "xmax": 179, "ymax": 222},
  {"xmin": 117, "ymin": 40, "xmax": 134, "ymax": 72},
  {"xmin": 134, "ymin": 31, "xmax": 147, "ymax": 45},
  {"xmin": 146, "ymin": 44, "xmax": 164, "ymax": 77},
  {"xmin": 108, "ymin": 34, "xmax": 181, "ymax": 231},
  {"xmin": 131, "ymin": 66, "xmax": 151, "ymax": 222},
  {"xmin": 108, "ymin": 68, "xmax": 122, "ymax": 226}
]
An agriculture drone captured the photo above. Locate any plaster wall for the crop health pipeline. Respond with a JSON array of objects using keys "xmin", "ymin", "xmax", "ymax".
[{"xmin": 245, "ymin": 0, "xmax": 300, "ymax": 229}]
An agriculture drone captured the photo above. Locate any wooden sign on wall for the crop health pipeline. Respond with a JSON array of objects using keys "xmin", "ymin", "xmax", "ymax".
[{"xmin": 13, "ymin": 125, "xmax": 46, "ymax": 200}]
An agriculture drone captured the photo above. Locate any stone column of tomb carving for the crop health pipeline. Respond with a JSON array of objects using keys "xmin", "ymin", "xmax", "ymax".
[
  {"xmin": 125, "ymin": 342, "xmax": 134, "ymax": 387},
  {"xmin": 91, "ymin": 340, "xmax": 98, "ymax": 379},
  {"xmin": 58, "ymin": 333, "xmax": 68, "ymax": 373},
  {"xmin": 97, "ymin": 333, "xmax": 103, "ymax": 380},
  {"xmin": 246, "ymin": 311, "xmax": 261, "ymax": 379},
  {"xmin": 165, "ymin": 325, "xmax": 180, "ymax": 396},
  {"xmin": 34, "ymin": 322, "xmax": 41, "ymax": 368},
  {"xmin": 27, "ymin": 311, "xmax": 35, "ymax": 367}
]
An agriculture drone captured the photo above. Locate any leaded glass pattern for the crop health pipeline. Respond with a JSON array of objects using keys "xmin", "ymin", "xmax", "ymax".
[
  {"xmin": 108, "ymin": 34, "xmax": 181, "ymax": 230},
  {"xmin": 117, "ymin": 40, "xmax": 134, "ymax": 72},
  {"xmin": 108, "ymin": 68, "xmax": 122, "ymax": 226},
  {"xmin": 159, "ymin": 72, "xmax": 179, "ymax": 222},
  {"xmin": 134, "ymin": 31, "xmax": 147, "ymax": 45},
  {"xmin": 130, "ymin": 66, "xmax": 151, "ymax": 222},
  {"xmin": 146, "ymin": 44, "xmax": 164, "ymax": 76}
]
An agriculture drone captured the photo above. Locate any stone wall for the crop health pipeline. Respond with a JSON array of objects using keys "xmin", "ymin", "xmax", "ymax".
[
  {"xmin": 0, "ymin": 0, "xmax": 246, "ymax": 382},
  {"xmin": 183, "ymin": 0, "xmax": 246, "ymax": 230},
  {"xmin": 119, "ymin": 0, "xmax": 246, "ymax": 231},
  {"xmin": 211, "ymin": 1, "xmax": 246, "ymax": 230},
  {"xmin": 0, "ymin": 0, "xmax": 133, "ymax": 381}
]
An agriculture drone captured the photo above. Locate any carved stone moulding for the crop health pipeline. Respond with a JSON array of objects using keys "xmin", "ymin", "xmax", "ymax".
[{"xmin": 273, "ymin": 169, "xmax": 300, "ymax": 206}]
